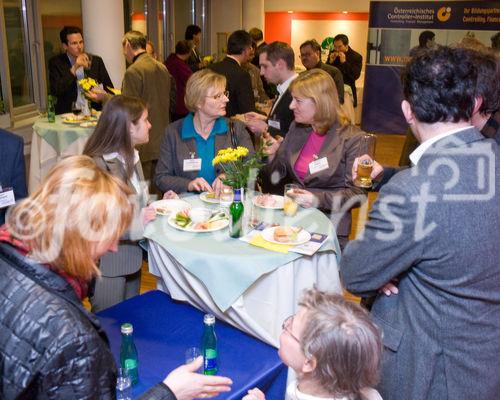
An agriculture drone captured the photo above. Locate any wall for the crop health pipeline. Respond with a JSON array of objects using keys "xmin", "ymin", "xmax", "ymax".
[{"xmin": 210, "ymin": 0, "xmax": 242, "ymax": 59}]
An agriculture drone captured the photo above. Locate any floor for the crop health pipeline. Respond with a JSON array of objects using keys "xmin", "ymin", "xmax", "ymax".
[{"xmin": 84, "ymin": 133, "xmax": 407, "ymax": 309}]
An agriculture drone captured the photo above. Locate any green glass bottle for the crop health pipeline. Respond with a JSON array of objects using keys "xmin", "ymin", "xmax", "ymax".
[
  {"xmin": 120, "ymin": 323, "xmax": 139, "ymax": 385},
  {"xmin": 47, "ymin": 95, "xmax": 56, "ymax": 123},
  {"xmin": 229, "ymin": 188, "xmax": 244, "ymax": 238},
  {"xmin": 202, "ymin": 314, "xmax": 218, "ymax": 375}
]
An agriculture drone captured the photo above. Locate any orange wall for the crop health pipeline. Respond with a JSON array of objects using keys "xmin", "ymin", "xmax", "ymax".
[{"xmin": 265, "ymin": 12, "xmax": 369, "ymax": 44}]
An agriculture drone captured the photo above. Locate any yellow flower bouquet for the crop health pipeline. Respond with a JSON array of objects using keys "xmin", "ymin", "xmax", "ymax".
[
  {"xmin": 78, "ymin": 77, "xmax": 98, "ymax": 92},
  {"xmin": 212, "ymin": 146, "xmax": 263, "ymax": 189}
]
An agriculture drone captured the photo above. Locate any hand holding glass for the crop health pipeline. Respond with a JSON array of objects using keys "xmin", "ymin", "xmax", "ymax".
[
  {"xmin": 284, "ymin": 184, "xmax": 299, "ymax": 216},
  {"xmin": 354, "ymin": 134, "xmax": 377, "ymax": 188}
]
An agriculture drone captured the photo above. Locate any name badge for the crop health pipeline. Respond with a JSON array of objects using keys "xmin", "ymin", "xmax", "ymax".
[
  {"xmin": 0, "ymin": 187, "xmax": 15, "ymax": 209},
  {"xmin": 268, "ymin": 119, "xmax": 281, "ymax": 130},
  {"xmin": 309, "ymin": 157, "xmax": 329, "ymax": 175},
  {"xmin": 183, "ymin": 158, "xmax": 202, "ymax": 172}
]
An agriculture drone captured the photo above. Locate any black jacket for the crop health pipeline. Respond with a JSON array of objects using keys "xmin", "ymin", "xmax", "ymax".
[
  {"xmin": 0, "ymin": 242, "xmax": 175, "ymax": 400},
  {"xmin": 48, "ymin": 52, "xmax": 113, "ymax": 114},
  {"xmin": 209, "ymin": 57, "xmax": 256, "ymax": 117},
  {"xmin": 267, "ymin": 88, "xmax": 294, "ymax": 138},
  {"xmin": 330, "ymin": 47, "xmax": 362, "ymax": 107}
]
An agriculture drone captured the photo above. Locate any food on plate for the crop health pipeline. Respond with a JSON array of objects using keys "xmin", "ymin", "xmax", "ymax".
[
  {"xmin": 189, "ymin": 207, "xmax": 212, "ymax": 223},
  {"xmin": 204, "ymin": 191, "xmax": 219, "ymax": 199},
  {"xmin": 254, "ymin": 194, "xmax": 277, "ymax": 207},
  {"xmin": 174, "ymin": 209, "xmax": 191, "ymax": 227},
  {"xmin": 155, "ymin": 207, "xmax": 169, "ymax": 215},
  {"xmin": 273, "ymin": 226, "xmax": 303, "ymax": 243}
]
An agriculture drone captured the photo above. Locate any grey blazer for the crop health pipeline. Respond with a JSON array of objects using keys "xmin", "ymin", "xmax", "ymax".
[
  {"xmin": 340, "ymin": 128, "xmax": 500, "ymax": 400},
  {"xmin": 93, "ymin": 155, "xmax": 146, "ymax": 277},
  {"xmin": 154, "ymin": 117, "xmax": 254, "ymax": 193},
  {"xmin": 263, "ymin": 122, "xmax": 365, "ymax": 237}
]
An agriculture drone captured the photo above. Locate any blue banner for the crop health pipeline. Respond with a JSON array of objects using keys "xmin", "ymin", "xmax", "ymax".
[{"xmin": 361, "ymin": 1, "xmax": 500, "ymax": 134}]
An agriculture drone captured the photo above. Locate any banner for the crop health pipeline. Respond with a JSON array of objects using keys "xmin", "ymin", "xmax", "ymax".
[{"xmin": 361, "ymin": 1, "xmax": 500, "ymax": 134}]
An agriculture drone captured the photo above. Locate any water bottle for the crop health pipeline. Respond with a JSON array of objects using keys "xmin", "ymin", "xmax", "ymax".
[
  {"xmin": 229, "ymin": 188, "xmax": 244, "ymax": 238},
  {"xmin": 120, "ymin": 323, "xmax": 139, "ymax": 385},
  {"xmin": 47, "ymin": 95, "xmax": 56, "ymax": 123},
  {"xmin": 201, "ymin": 314, "xmax": 218, "ymax": 375}
]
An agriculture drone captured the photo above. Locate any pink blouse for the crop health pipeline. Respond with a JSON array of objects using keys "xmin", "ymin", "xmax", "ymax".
[{"xmin": 293, "ymin": 131, "xmax": 327, "ymax": 181}]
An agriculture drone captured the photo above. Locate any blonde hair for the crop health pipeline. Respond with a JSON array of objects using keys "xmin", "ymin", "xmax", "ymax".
[
  {"xmin": 299, "ymin": 289, "xmax": 383, "ymax": 399},
  {"xmin": 184, "ymin": 69, "xmax": 226, "ymax": 113},
  {"xmin": 6, "ymin": 156, "xmax": 133, "ymax": 281},
  {"xmin": 290, "ymin": 69, "xmax": 341, "ymax": 134}
]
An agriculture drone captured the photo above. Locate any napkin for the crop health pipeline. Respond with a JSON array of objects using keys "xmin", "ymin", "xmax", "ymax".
[{"xmin": 249, "ymin": 234, "xmax": 291, "ymax": 253}]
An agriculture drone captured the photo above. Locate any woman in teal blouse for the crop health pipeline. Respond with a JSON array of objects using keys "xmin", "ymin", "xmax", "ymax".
[{"xmin": 154, "ymin": 69, "xmax": 254, "ymax": 195}]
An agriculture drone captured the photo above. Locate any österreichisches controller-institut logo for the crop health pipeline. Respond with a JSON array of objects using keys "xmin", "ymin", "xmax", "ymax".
[{"xmin": 437, "ymin": 6, "xmax": 452, "ymax": 22}]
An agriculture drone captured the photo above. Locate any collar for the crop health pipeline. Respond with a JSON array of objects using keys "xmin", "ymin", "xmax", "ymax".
[
  {"xmin": 286, "ymin": 381, "xmax": 347, "ymax": 400},
  {"xmin": 66, "ymin": 53, "xmax": 77, "ymax": 66},
  {"xmin": 277, "ymin": 72, "xmax": 298, "ymax": 96},
  {"xmin": 181, "ymin": 113, "xmax": 228, "ymax": 140},
  {"xmin": 409, "ymin": 125, "xmax": 472, "ymax": 165},
  {"xmin": 132, "ymin": 51, "xmax": 147, "ymax": 63},
  {"xmin": 313, "ymin": 60, "xmax": 323, "ymax": 69},
  {"xmin": 226, "ymin": 55, "xmax": 241, "ymax": 66},
  {"xmin": 103, "ymin": 149, "xmax": 140, "ymax": 164}
]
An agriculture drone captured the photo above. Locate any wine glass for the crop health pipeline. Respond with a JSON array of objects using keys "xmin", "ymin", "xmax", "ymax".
[
  {"xmin": 219, "ymin": 187, "xmax": 234, "ymax": 214},
  {"xmin": 116, "ymin": 368, "xmax": 132, "ymax": 400},
  {"xmin": 71, "ymin": 101, "xmax": 82, "ymax": 116}
]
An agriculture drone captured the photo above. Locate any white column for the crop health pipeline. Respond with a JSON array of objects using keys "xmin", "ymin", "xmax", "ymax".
[
  {"xmin": 82, "ymin": 0, "xmax": 126, "ymax": 89},
  {"xmin": 242, "ymin": 0, "xmax": 264, "ymax": 33}
]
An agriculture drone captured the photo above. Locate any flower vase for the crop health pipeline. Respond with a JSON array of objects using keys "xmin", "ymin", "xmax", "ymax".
[{"xmin": 81, "ymin": 99, "xmax": 91, "ymax": 117}]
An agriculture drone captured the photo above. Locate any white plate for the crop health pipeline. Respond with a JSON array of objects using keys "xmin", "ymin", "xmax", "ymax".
[
  {"xmin": 80, "ymin": 121, "xmax": 97, "ymax": 128},
  {"xmin": 261, "ymin": 226, "xmax": 311, "ymax": 246},
  {"xmin": 252, "ymin": 194, "xmax": 284, "ymax": 209},
  {"xmin": 150, "ymin": 199, "xmax": 191, "ymax": 215},
  {"xmin": 167, "ymin": 214, "xmax": 229, "ymax": 232},
  {"xmin": 200, "ymin": 192, "xmax": 219, "ymax": 204}
]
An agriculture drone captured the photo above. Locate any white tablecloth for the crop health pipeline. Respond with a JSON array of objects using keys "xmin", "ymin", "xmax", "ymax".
[{"xmin": 148, "ymin": 241, "xmax": 341, "ymax": 347}]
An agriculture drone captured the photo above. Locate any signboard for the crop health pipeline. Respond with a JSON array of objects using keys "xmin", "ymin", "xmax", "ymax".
[{"xmin": 361, "ymin": 1, "xmax": 500, "ymax": 134}]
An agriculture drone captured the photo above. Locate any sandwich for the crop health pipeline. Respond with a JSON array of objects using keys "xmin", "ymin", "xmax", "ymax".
[{"xmin": 273, "ymin": 226, "xmax": 302, "ymax": 243}]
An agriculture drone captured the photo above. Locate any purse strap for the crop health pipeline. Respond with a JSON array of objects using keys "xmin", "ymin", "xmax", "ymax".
[{"xmin": 229, "ymin": 120, "xmax": 238, "ymax": 148}]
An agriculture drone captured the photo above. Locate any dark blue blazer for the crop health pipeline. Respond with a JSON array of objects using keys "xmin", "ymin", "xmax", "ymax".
[{"xmin": 0, "ymin": 129, "xmax": 27, "ymax": 224}]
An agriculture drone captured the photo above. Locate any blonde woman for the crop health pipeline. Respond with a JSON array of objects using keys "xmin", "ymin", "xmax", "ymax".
[
  {"xmin": 0, "ymin": 156, "xmax": 232, "ymax": 399},
  {"xmin": 263, "ymin": 69, "xmax": 365, "ymax": 249},
  {"xmin": 154, "ymin": 69, "xmax": 254, "ymax": 196}
]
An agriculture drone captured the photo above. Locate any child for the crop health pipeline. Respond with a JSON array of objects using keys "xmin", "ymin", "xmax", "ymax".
[{"xmin": 244, "ymin": 289, "xmax": 383, "ymax": 400}]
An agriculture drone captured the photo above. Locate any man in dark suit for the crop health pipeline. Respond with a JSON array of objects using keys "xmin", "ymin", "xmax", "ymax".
[
  {"xmin": 244, "ymin": 41, "xmax": 297, "ymax": 138},
  {"xmin": 299, "ymin": 40, "xmax": 344, "ymax": 104},
  {"xmin": 185, "ymin": 24, "xmax": 203, "ymax": 72},
  {"xmin": 328, "ymin": 34, "xmax": 362, "ymax": 107},
  {"xmin": 209, "ymin": 30, "xmax": 256, "ymax": 117},
  {"xmin": 341, "ymin": 46, "xmax": 500, "ymax": 400},
  {"xmin": 48, "ymin": 26, "xmax": 113, "ymax": 115},
  {"xmin": 0, "ymin": 129, "xmax": 27, "ymax": 225}
]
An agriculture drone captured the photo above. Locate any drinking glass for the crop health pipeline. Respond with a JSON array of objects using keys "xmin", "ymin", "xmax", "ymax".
[
  {"xmin": 116, "ymin": 368, "xmax": 132, "ymax": 400},
  {"xmin": 354, "ymin": 133, "xmax": 377, "ymax": 188},
  {"xmin": 185, "ymin": 347, "xmax": 201, "ymax": 364},
  {"xmin": 71, "ymin": 101, "xmax": 82, "ymax": 116},
  {"xmin": 219, "ymin": 187, "xmax": 234, "ymax": 214},
  {"xmin": 284, "ymin": 184, "xmax": 299, "ymax": 217}
]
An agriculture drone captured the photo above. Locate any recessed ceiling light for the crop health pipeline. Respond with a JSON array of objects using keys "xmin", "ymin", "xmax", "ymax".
[
  {"xmin": 342, "ymin": 11, "xmax": 348, "ymax": 14},
  {"xmin": 287, "ymin": 10, "xmax": 293, "ymax": 14}
]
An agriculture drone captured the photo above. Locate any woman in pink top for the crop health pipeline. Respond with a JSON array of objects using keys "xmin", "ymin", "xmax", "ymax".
[{"xmin": 262, "ymin": 69, "xmax": 366, "ymax": 249}]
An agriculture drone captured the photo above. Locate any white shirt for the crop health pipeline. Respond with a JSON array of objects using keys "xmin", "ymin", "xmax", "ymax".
[
  {"xmin": 285, "ymin": 381, "xmax": 383, "ymax": 400},
  {"xmin": 270, "ymin": 72, "xmax": 298, "ymax": 116},
  {"xmin": 409, "ymin": 126, "xmax": 472, "ymax": 166}
]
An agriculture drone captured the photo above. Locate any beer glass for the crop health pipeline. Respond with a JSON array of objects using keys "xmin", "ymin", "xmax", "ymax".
[
  {"xmin": 354, "ymin": 134, "xmax": 377, "ymax": 188},
  {"xmin": 284, "ymin": 184, "xmax": 299, "ymax": 216}
]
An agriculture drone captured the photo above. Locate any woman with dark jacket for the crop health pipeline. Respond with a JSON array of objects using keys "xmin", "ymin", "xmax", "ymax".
[
  {"xmin": 0, "ymin": 156, "xmax": 231, "ymax": 399},
  {"xmin": 263, "ymin": 69, "xmax": 365, "ymax": 249},
  {"xmin": 154, "ymin": 69, "xmax": 254, "ymax": 196}
]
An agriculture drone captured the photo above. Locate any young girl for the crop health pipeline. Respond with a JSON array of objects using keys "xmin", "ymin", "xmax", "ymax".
[{"xmin": 244, "ymin": 289, "xmax": 383, "ymax": 400}]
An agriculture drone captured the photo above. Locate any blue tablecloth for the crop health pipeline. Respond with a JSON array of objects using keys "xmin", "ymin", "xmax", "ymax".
[
  {"xmin": 144, "ymin": 194, "xmax": 339, "ymax": 311},
  {"xmin": 97, "ymin": 290, "xmax": 287, "ymax": 399}
]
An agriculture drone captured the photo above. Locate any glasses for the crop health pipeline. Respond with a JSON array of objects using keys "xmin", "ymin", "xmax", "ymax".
[
  {"xmin": 282, "ymin": 315, "xmax": 300, "ymax": 343},
  {"xmin": 206, "ymin": 91, "xmax": 229, "ymax": 100}
]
